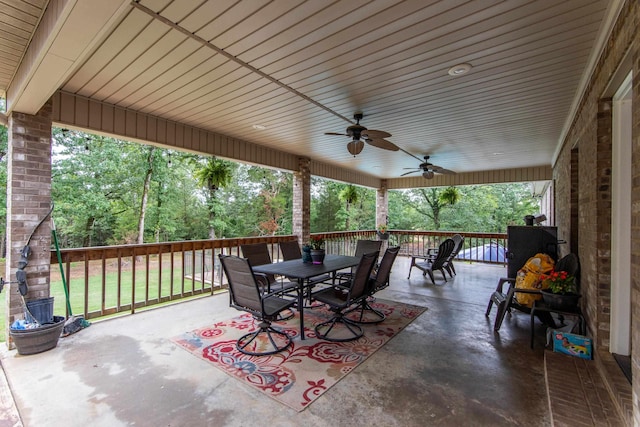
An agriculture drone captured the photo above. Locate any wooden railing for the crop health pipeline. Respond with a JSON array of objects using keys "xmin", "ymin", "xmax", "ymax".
[
  {"xmin": 49, "ymin": 230, "xmax": 506, "ymax": 321},
  {"xmin": 49, "ymin": 235, "xmax": 300, "ymax": 321},
  {"xmin": 318, "ymin": 230, "xmax": 507, "ymax": 262}
]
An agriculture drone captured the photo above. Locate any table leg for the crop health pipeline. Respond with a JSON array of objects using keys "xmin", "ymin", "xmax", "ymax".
[{"xmin": 298, "ymin": 278, "xmax": 305, "ymax": 340}]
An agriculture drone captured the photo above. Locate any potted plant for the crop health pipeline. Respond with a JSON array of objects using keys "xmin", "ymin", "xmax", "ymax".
[
  {"xmin": 377, "ymin": 224, "xmax": 389, "ymax": 240},
  {"xmin": 301, "ymin": 243, "xmax": 312, "ymax": 263},
  {"xmin": 309, "ymin": 236, "xmax": 325, "ymax": 264},
  {"xmin": 540, "ymin": 270, "xmax": 580, "ymax": 311}
]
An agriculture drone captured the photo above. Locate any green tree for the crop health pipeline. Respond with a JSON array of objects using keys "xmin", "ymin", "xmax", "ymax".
[
  {"xmin": 447, "ymin": 184, "xmax": 539, "ymax": 232},
  {"xmin": 51, "ymin": 130, "xmax": 208, "ymax": 246},
  {"xmin": 411, "ymin": 187, "xmax": 460, "ymax": 230},
  {"xmin": 338, "ymin": 185, "xmax": 359, "ymax": 230},
  {"xmin": 392, "ymin": 184, "xmax": 539, "ymax": 233},
  {"xmin": 248, "ymin": 167, "xmax": 292, "ymax": 235},
  {"xmin": 53, "ymin": 130, "xmax": 134, "ymax": 246},
  {"xmin": 136, "ymin": 146, "xmax": 156, "ymax": 244},
  {"xmin": 311, "ymin": 179, "xmax": 342, "ymax": 232}
]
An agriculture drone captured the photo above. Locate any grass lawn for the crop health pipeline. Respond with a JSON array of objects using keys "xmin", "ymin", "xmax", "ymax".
[{"xmin": 1, "ymin": 255, "xmax": 217, "ymax": 342}]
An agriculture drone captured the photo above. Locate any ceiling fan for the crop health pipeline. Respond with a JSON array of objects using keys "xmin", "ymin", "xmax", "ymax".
[
  {"xmin": 401, "ymin": 155, "xmax": 456, "ymax": 179},
  {"xmin": 325, "ymin": 113, "xmax": 399, "ymax": 156}
]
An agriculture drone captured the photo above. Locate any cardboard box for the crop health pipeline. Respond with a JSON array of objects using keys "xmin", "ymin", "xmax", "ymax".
[{"xmin": 552, "ymin": 330, "xmax": 592, "ymax": 360}]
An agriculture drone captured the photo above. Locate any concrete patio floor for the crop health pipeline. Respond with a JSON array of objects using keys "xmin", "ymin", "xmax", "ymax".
[{"xmin": 0, "ymin": 257, "xmax": 622, "ymax": 426}]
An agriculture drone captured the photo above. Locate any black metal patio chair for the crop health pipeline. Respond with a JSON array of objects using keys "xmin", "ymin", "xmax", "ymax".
[
  {"xmin": 407, "ymin": 238, "xmax": 455, "ymax": 284},
  {"xmin": 313, "ymin": 251, "xmax": 379, "ymax": 342},
  {"xmin": 241, "ymin": 242, "xmax": 297, "ymax": 319},
  {"xmin": 346, "ymin": 245, "xmax": 400, "ymax": 324},
  {"xmin": 424, "ymin": 234, "xmax": 464, "ymax": 277},
  {"xmin": 219, "ymin": 254, "xmax": 296, "ymax": 356},
  {"xmin": 335, "ymin": 239, "xmax": 382, "ymax": 284},
  {"xmin": 486, "ymin": 253, "xmax": 580, "ymax": 331}
]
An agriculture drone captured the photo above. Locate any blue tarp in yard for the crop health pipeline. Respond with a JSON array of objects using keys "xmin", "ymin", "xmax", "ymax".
[{"xmin": 458, "ymin": 242, "xmax": 506, "ymax": 262}]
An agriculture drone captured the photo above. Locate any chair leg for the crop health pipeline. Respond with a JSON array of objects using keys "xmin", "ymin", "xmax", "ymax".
[
  {"xmin": 426, "ymin": 270, "xmax": 436, "ymax": 285},
  {"xmin": 449, "ymin": 262, "xmax": 456, "ymax": 275},
  {"xmin": 236, "ymin": 321, "xmax": 292, "ymax": 356},
  {"xmin": 315, "ymin": 314, "xmax": 364, "ymax": 342},
  {"xmin": 486, "ymin": 299, "xmax": 494, "ymax": 316},
  {"xmin": 345, "ymin": 299, "xmax": 386, "ymax": 324},
  {"xmin": 493, "ymin": 300, "xmax": 508, "ymax": 331},
  {"xmin": 443, "ymin": 267, "xmax": 450, "ymax": 278}
]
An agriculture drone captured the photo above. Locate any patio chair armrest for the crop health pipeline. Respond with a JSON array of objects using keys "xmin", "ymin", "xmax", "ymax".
[
  {"xmin": 512, "ymin": 288, "xmax": 541, "ymax": 295},
  {"xmin": 262, "ymin": 286, "xmax": 295, "ymax": 299},
  {"xmin": 494, "ymin": 277, "xmax": 516, "ymax": 293},
  {"xmin": 334, "ymin": 272, "xmax": 353, "ymax": 285},
  {"xmin": 254, "ymin": 272, "xmax": 271, "ymax": 292},
  {"xmin": 324, "ymin": 282, "xmax": 351, "ymax": 292}
]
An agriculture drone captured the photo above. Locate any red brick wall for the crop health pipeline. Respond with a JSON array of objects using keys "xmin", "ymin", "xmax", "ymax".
[
  {"xmin": 5, "ymin": 100, "xmax": 52, "ymax": 346},
  {"xmin": 552, "ymin": 1, "xmax": 638, "ymax": 423},
  {"xmin": 292, "ymin": 157, "xmax": 311, "ymax": 244},
  {"xmin": 632, "ymin": 27, "xmax": 640, "ymax": 427},
  {"xmin": 376, "ymin": 179, "xmax": 388, "ymax": 228}
]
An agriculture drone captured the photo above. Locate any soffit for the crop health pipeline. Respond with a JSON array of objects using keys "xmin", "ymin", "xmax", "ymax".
[{"xmin": 0, "ymin": 0, "xmax": 48, "ymax": 96}]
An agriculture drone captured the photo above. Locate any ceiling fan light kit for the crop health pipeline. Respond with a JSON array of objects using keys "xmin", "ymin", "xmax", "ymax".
[
  {"xmin": 422, "ymin": 171, "xmax": 435, "ymax": 179},
  {"xmin": 347, "ymin": 140, "xmax": 364, "ymax": 156}
]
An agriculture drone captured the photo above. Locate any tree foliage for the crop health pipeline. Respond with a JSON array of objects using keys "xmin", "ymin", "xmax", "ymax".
[
  {"xmin": 390, "ymin": 184, "xmax": 539, "ymax": 232},
  {"xmin": 338, "ymin": 185, "xmax": 360, "ymax": 230},
  {"xmin": 0, "ymin": 122, "xmax": 542, "ymax": 251},
  {"xmin": 312, "ymin": 180, "xmax": 375, "ymax": 232}
]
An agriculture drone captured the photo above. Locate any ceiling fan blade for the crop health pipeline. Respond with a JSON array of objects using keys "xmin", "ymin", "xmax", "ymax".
[
  {"xmin": 400, "ymin": 170, "xmax": 420, "ymax": 177},
  {"xmin": 325, "ymin": 132, "xmax": 347, "ymax": 136},
  {"xmin": 362, "ymin": 129, "xmax": 391, "ymax": 139},
  {"xmin": 364, "ymin": 138, "xmax": 400, "ymax": 151},
  {"xmin": 436, "ymin": 168, "xmax": 456, "ymax": 175},
  {"xmin": 426, "ymin": 164, "xmax": 456, "ymax": 175}
]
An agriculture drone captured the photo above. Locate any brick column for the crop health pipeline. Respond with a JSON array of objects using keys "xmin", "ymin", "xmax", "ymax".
[
  {"xmin": 5, "ymin": 100, "xmax": 53, "ymax": 348},
  {"xmin": 595, "ymin": 98, "xmax": 613, "ymax": 351},
  {"xmin": 376, "ymin": 180, "xmax": 389, "ymax": 228},
  {"xmin": 293, "ymin": 157, "xmax": 311, "ymax": 245},
  {"xmin": 376, "ymin": 180, "xmax": 389, "ymax": 250}
]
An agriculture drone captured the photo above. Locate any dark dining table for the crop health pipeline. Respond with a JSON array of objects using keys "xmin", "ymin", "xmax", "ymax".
[{"xmin": 253, "ymin": 254, "xmax": 360, "ymax": 340}]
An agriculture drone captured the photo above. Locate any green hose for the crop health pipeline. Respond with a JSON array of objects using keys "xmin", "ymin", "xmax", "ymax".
[{"xmin": 52, "ymin": 218, "xmax": 73, "ymax": 316}]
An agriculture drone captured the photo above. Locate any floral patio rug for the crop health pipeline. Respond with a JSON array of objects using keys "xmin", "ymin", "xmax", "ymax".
[{"xmin": 171, "ymin": 298, "xmax": 426, "ymax": 411}]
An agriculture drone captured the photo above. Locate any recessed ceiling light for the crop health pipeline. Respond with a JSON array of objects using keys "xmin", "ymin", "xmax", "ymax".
[
  {"xmin": 252, "ymin": 124, "xmax": 266, "ymax": 130},
  {"xmin": 448, "ymin": 63, "xmax": 472, "ymax": 76}
]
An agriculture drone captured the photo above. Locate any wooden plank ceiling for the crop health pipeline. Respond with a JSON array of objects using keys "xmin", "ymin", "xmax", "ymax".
[
  {"xmin": 0, "ymin": 0, "xmax": 48, "ymax": 94},
  {"xmin": 1, "ymin": 0, "xmax": 614, "ymax": 181}
]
